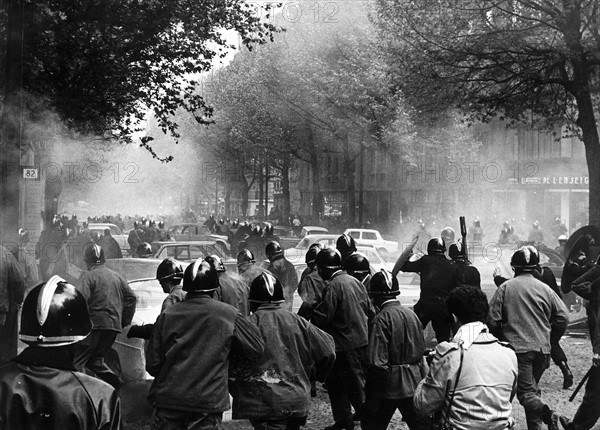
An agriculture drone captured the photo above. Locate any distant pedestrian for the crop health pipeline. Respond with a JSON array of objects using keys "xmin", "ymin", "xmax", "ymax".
[{"xmin": 98, "ymin": 228, "xmax": 123, "ymax": 259}]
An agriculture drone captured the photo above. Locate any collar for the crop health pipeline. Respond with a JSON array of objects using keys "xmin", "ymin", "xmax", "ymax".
[
  {"xmin": 169, "ymin": 285, "xmax": 183, "ymax": 294},
  {"xmin": 451, "ymin": 321, "xmax": 489, "ymax": 350},
  {"xmin": 15, "ymin": 346, "xmax": 77, "ymax": 371},
  {"xmin": 380, "ymin": 299, "xmax": 399, "ymax": 307},
  {"xmin": 330, "ymin": 270, "xmax": 343, "ymax": 280}
]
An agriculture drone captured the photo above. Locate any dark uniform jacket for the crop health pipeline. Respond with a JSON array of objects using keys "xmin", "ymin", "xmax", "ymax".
[
  {"xmin": 311, "ymin": 271, "xmax": 375, "ymax": 351},
  {"xmin": 267, "ymin": 255, "xmax": 299, "ymax": 311},
  {"xmin": 572, "ymin": 265, "xmax": 600, "ymax": 354},
  {"xmin": 215, "ymin": 272, "xmax": 241, "ymax": 309},
  {"xmin": 401, "ymin": 254, "xmax": 456, "ymax": 301},
  {"xmin": 146, "ymin": 294, "xmax": 265, "ymax": 413},
  {"xmin": 366, "ymin": 300, "xmax": 426, "ymax": 399},
  {"xmin": 0, "ymin": 347, "xmax": 121, "ymax": 429},
  {"xmin": 77, "ymin": 265, "xmax": 137, "ymax": 332},
  {"xmin": 230, "ymin": 304, "xmax": 335, "ymax": 420},
  {"xmin": 98, "ymin": 235, "xmax": 123, "ymax": 259}
]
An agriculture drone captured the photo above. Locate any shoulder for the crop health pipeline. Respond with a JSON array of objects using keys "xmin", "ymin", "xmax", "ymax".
[{"xmin": 434, "ymin": 341, "xmax": 461, "ymax": 357}]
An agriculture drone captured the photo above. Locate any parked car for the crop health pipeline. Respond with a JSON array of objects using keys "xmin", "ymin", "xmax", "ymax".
[
  {"xmin": 150, "ymin": 241, "xmax": 237, "ymax": 272},
  {"xmin": 167, "ymin": 223, "xmax": 230, "ymax": 254},
  {"xmin": 299, "ymin": 226, "xmax": 329, "ymax": 238},
  {"xmin": 88, "ymin": 223, "xmax": 129, "ymax": 254},
  {"xmin": 283, "ymin": 234, "xmax": 340, "ymax": 264},
  {"xmin": 272, "ymin": 225, "xmax": 301, "ymax": 249},
  {"xmin": 343, "ymin": 228, "xmax": 398, "ymax": 257}
]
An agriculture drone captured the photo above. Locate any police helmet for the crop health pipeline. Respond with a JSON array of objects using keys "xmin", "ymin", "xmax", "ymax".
[
  {"xmin": 448, "ymin": 243, "xmax": 462, "ymax": 260},
  {"xmin": 20, "ymin": 276, "xmax": 92, "ymax": 347},
  {"xmin": 316, "ymin": 247, "xmax": 342, "ymax": 271},
  {"xmin": 182, "ymin": 258, "xmax": 219, "ymax": 293},
  {"xmin": 156, "ymin": 258, "xmax": 184, "ymax": 283},
  {"xmin": 510, "ymin": 245, "xmax": 539, "ymax": 270},
  {"xmin": 205, "ymin": 255, "xmax": 226, "ymax": 272},
  {"xmin": 558, "ymin": 235, "xmax": 568, "ymax": 243},
  {"xmin": 305, "ymin": 245, "xmax": 322, "ymax": 265},
  {"xmin": 136, "ymin": 242, "xmax": 153, "ymax": 257},
  {"xmin": 427, "ymin": 237, "xmax": 446, "ymax": 255},
  {"xmin": 441, "ymin": 227, "xmax": 455, "ymax": 244},
  {"xmin": 237, "ymin": 249, "xmax": 256, "ymax": 265},
  {"xmin": 369, "ymin": 270, "xmax": 400, "ymax": 297},
  {"xmin": 249, "ymin": 272, "xmax": 285, "ymax": 304},
  {"xmin": 336, "ymin": 234, "xmax": 357, "ymax": 258},
  {"xmin": 265, "ymin": 241, "xmax": 283, "ymax": 259},
  {"xmin": 344, "ymin": 252, "xmax": 370, "ymax": 274},
  {"xmin": 83, "ymin": 243, "xmax": 105, "ymax": 264}
]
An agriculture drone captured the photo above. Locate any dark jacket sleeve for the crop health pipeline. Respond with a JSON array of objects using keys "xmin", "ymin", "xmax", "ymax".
[
  {"xmin": 311, "ymin": 285, "xmax": 338, "ymax": 330},
  {"xmin": 572, "ymin": 265, "xmax": 600, "ymax": 301},
  {"xmin": 146, "ymin": 312, "xmax": 165, "ymax": 377},
  {"xmin": 307, "ymin": 323, "xmax": 336, "ymax": 382},
  {"xmin": 400, "ymin": 257, "xmax": 423, "ymax": 274},
  {"xmin": 231, "ymin": 313, "xmax": 265, "ymax": 361},
  {"xmin": 120, "ymin": 278, "xmax": 137, "ymax": 328}
]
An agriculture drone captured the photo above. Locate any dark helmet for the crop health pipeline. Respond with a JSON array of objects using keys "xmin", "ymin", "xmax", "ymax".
[
  {"xmin": 344, "ymin": 252, "xmax": 370, "ymax": 274},
  {"xmin": 205, "ymin": 255, "xmax": 226, "ymax": 272},
  {"xmin": 83, "ymin": 243, "xmax": 105, "ymax": 264},
  {"xmin": 265, "ymin": 241, "xmax": 283, "ymax": 259},
  {"xmin": 510, "ymin": 245, "xmax": 539, "ymax": 270},
  {"xmin": 156, "ymin": 258, "xmax": 184, "ymax": 283},
  {"xmin": 19, "ymin": 275, "xmax": 92, "ymax": 346},
  {"xmin": 427, "ymin": 237, "xmax": 446, "ymax": 255},
  {"xmin": 369, "ymin": 270, "xmax": 400, "ymax": 297},
  {"xmin": 316, "ymin": 247, "xmax": 342, "ymax": 270},
  {"xmin": 249, "ymin": 272, "xmax": 285, "ymax": 304},
  {"xmin": 158, "ymin": 221, "xmax": 165, "ymax": 229},
  {"xmin": 441, "ymin": 227, "xmax": 455, "ymax": 244},
  {"xmin": 237, "ymin": 249, "xmax": 256, "ymax": 265},
  {"xmin": 336, "ymin": 234, "xmax": 357, "ymax": 258},
  {"xmin": 182, "ymin": 258, "xmax": 219, "ymax": 293},
  {"xmin": 448, "ymin": 243, "xmax": 462, "ymax": 260},
  {"xmin": 305, "ymin": 245, "xmax": 322, "ymax": 265},
  {"xmin": 136, "ymin": 242, "xmax": 153, "ymax": 257},
  {"xmin": 253, "ymin": 226, "xmax": 262, "ymax": 236}
]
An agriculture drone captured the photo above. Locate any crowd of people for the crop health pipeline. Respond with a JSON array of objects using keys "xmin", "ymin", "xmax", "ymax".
[{"xmin": 2, "ymin": 214, "xmax": 600, "ymax": 430}]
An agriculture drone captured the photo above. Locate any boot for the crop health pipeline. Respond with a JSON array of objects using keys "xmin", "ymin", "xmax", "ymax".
[
  {"xmin": 542, "ymin": 406, "xmax": 562, "ymax": 430},
  {"xmin": 558, "ymin": 361, "xmax": 574, "ymax": 389},
  {"xmin": 559, "ymin": 416, "xmax": 574, "ymax": 430}
]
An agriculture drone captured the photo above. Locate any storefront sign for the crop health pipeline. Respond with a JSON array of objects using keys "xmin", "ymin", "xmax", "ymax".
[{"xmin": 520, "ymin": 176, "xmax": 588, "ymax": 186}]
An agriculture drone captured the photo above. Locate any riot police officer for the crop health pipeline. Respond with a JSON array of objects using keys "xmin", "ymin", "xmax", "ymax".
[
  {"xmin": 297, "ymin": 245, "xmax": 327, "ymax": 320},
  {"xmin": 399, "ymin": 237, "xmax": 456, "ymax": 342},
  {"xmin": 230, "ymin": 272, "xmax": 336, "ymax": 430},
  {"xmin": 205, "ymin": 254, "xmax": 244, "ymax": 311},
  {"xmin": 312, "ymin": 247, "xmax": 375, "ymax": 430},
  {"xmin": 0, "ymin": 276, "xmax": 121, "ymax": 429},
  {"xmin": 448, "ymin": 243, "xmax": 481, "ymax": 288},
  {"xmin": 345, "ymin": 252, "xmax": 371, "ymax": 286},
  {"xmin": 266, "ymin": 241, "xmax": 298, "ymax": 312}
]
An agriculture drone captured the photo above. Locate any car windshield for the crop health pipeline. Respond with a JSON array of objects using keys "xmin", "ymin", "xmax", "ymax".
[{"xmin": 296, "ymin": 238, "xmax": 311, "ymax": 249}]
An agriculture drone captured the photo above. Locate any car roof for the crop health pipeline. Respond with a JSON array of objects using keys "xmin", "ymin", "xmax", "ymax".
[
  {"xmin": 89, "ymin": 223, "xmax": 118, "ymax": 227},
  {"xmin": 303, "ymin": 226, "xmax": 328, "ymax": 231},
  {"xmin": 345, "ymin": 228, "xmax": 378, "ymax": 234},
  {"xmin": 153, "ymin": 240, "xmax": 216, "ymax": 246}
]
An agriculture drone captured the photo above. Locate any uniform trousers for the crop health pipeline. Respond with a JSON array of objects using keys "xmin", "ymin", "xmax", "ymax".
[
  {"xmin": 151, "ymin": 408, "xmax": 222, "ymax": 430},
  {"xmin": 571, "ymin": 365, "xmax": 600, "ymax": 430},
  {"xmin": 516, "ymin": 351, "xmax": 550, "ymax": 430},
  {"xmin": 249, "ymin": 416, "xmax": 306, "ymax": 430},
  {"xmin": 413, "ymin": 299, "xmax": 451, "ymax": 342},
  {"xmin": 361, "ymin": 397, "xmax": 428, "ymax": 430},
  {"xmin": 325, "ymin": 347, "xmax": 367, "ymax": 426},
  {"xmin": 73, "ymin": 329, "xmax": 121, "ymax": 389}
]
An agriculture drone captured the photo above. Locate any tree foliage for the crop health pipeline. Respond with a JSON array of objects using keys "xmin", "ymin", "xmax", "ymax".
[
  {"xmin": 1, "ymin": 0, "xmax": 279, "ymax": 159},
  {"xmin": 374, "ymin": 0, "xmax": 600, "ymax": 223}
]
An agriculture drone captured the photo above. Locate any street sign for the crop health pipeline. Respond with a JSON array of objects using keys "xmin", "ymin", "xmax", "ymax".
[{"xmin": 22, "ymin": 168, "xmax": 39, "ymax": 179}]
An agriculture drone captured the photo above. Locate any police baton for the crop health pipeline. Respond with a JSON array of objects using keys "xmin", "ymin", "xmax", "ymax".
[{"xmin": 569, "ymin": 367, "xmax": 592, "ymax": 402}]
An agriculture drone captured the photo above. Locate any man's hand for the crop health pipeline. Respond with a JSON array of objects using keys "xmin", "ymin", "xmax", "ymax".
[
  {"xmin": 593, "ymin": 353, "xmax": 600, "ymax": 367},
  {"xmin": 493, "ymin": 267, "xmax": 501, "ymax": 279}
]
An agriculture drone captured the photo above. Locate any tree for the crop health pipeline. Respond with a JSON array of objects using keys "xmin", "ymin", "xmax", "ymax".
[
  {"xmin": 374, "ymin": 0, "xmax": 600, "ymax": 224},
  {"xmin": 0, "ymin": 0, "xmax": 279, "ymax": 240}
]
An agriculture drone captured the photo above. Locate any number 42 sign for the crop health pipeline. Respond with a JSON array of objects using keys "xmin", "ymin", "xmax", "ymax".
[{"xmin": 22, "ymin": 168, "xmax": 39, "ymax": 179}]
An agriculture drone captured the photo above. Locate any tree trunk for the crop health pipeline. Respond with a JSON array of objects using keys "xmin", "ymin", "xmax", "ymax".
[
  {"xmin": 224, "ymin": 184, "xmax": 231, "ymax": 218},
  {"xmin": 306, "ymin": 125, "xmax": 323, "ymax": 220},
  {"xmin": 342, "ymin": 132, "xmax": 356, "ymax": 226},
  {"xmin": 281, "ymin": 157, "xmax": 291, "ymax": 221},
  {"xmin": 573, "ymin": 89, "xmax": 600, "ymax": 226},
  {"xmin": 257, "ymin": 162, "xmax": 264, "ymax": 218}
]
